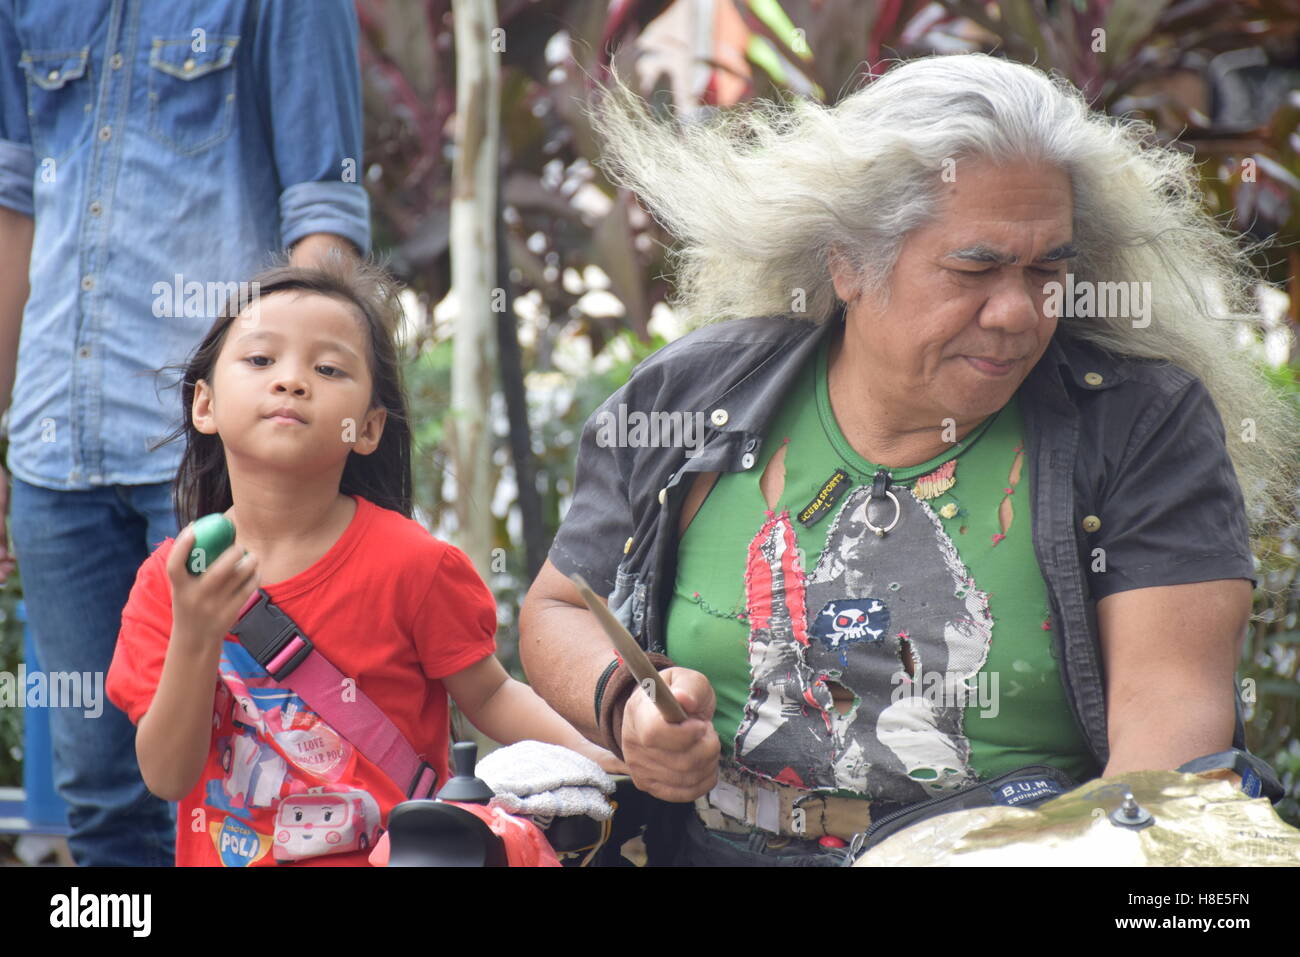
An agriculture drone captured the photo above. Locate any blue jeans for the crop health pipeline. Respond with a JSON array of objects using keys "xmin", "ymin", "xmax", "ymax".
[{"xmin": 9, "ymin": 477, "xmax": 177, "ymax": 866}]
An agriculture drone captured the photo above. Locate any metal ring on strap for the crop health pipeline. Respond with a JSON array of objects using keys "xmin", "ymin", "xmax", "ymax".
[{"xmin": 862, "ymin": 488, "xmax": 901, "ymax": 537}]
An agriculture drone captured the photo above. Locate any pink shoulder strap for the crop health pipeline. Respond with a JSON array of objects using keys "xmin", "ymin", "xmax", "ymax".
[{"xmin": 231, "ymin": 589, "xmax": 439, "ymax": 799}]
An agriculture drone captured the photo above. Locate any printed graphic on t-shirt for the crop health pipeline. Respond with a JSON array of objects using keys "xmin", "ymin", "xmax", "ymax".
[
  {"xmin": 209, "ymin": 815, "xmax": 275, "ymax": 867},
  {"xmin": 203, "ymin": 642, "xmax": 382, "ymax": 866},
  {"xmin": 733, "ymin": 483, "xmax": 993, "ymax": 803}
]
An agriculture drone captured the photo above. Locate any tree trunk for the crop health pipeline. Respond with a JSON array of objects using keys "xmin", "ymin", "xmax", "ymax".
[
  {"xmin": 495, "ymin": 182, "xmax": 547, "ymax": 581},
  {"xmin": 448, "ymin": 0, "xmax": 500, "ymax": 577}
]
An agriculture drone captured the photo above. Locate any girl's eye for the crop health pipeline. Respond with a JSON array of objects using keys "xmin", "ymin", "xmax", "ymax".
[{"xmin": 245, "ymin": 356, "xmax": 343, "ymax": 376}]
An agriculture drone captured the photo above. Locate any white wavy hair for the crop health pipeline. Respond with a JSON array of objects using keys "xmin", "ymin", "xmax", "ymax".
[{"xmin": 587, "ymin": 52, "xmax": 1299, "ymax": 540}]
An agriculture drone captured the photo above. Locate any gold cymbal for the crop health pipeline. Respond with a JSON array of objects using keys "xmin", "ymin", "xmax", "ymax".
[{"xmin": 855, "ymin": 770, "xmax": 1300, "ymax": 866}]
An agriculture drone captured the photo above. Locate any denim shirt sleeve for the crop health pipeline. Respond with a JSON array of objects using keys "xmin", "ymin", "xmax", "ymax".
[
  {"xmin": 1086, "ymin": 376, "xmax": 1257, "ymax": 599},
  {"xmin": 547, "ymin": 382, "xmax": 639, "ymax": 599},
  {"xmin": 253, "ymin": 0, "xmax": 370, "ymax": 252},
  {"xmin": 0, "ymin": 1, "xmax": 34, "ymax": 217}
]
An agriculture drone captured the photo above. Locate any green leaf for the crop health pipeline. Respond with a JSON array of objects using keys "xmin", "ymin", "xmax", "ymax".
[
  {"xmin": 998, "ymin": 0, "xmax": 1058, "ymax": 73},
  {"xmin": 1099, "ymin": 0, "xmax": 1173, "ymax": 70}
]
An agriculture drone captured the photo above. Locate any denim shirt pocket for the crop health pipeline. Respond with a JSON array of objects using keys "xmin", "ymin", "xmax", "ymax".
[
  {"xmin": 146, "ymin": 36, "xmax": 239, "ymax": 155},
  {"xmin": 19, "ymin": 49, "xmax": 93, "ymax": 165},
  {"xmin": 609, "ymin": 563, "xmax": 649, "ymax": 644}
]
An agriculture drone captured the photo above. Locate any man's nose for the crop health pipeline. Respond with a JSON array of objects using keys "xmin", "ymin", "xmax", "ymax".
[{"xmin": 980, "ymin": 271, "xmax": 1044, "ymax": 334}]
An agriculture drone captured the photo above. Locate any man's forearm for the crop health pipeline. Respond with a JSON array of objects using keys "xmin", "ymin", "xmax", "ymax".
[
  {"xmin": 289, "ymin": 231, "xmax": 359, "ymax": 267},
  {"xmin": 518, "ymin": 595, "xmax": 619, "ymax": 744},
  {"xmin": 1097, "ymin": 580, "xmax": 1249, "ymax": 779},
  {"xmin": 1102, "ymin": 688, "xmax": 1236, "ymax": 778},
  {"xmin": 0, "ymin": 206, "xmax": 33, "ymax": 421}
]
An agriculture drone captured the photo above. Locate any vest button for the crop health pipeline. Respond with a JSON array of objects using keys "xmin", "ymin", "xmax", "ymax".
[
  {"xmin": 741, "ymin": 452, "xmax": 756, "ymax": 469},
  {"xmin": 1084, "ymin": 372, "xmax": 1103, "ymax": 386},
  {"xmin": 710, "ymin": 408, "xmax": 729, "ymax": 427},
  {"xmin": 658, "ymin": 488, "xmax": 667, "ymax": 505},
  {"xmin": 1082, "ymin": 514, "xmax": 1101, "ymax": 533}
]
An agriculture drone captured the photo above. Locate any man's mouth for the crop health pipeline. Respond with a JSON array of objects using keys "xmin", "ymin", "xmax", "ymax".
[{"xmin": 962, "ymin": 356, "xmax": 1018, "ymax": 376}]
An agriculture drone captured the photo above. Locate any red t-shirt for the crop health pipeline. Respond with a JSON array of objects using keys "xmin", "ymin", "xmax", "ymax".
[{"xmin": 107, "ymin": 494, "xmax": 497, "ymax": 867}]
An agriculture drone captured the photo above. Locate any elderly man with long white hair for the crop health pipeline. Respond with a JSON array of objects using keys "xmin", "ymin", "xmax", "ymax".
[{"xmin": 519, "ymin": 53, "xmax": 1299, "ymax": 866}]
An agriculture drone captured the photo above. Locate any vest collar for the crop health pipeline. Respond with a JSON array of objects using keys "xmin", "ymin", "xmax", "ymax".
[
  {"xmin": 698, "ymin": 310, "xmax": 1132, "ymax": 440},
  {"xmin": 1043, "ymin": 327, "xmax": 1135, "ymax": 394}
]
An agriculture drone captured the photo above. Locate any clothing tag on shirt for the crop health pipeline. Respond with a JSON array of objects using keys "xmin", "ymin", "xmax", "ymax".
[
  {"xmin": 797, "ymin": 468, "xmax": 851, "ymax": 528},
  {"xmin": 1241, "ymin": 767, "xmax": 1262, "ymax": 799},
  {"xmin": 990, "ymin": 777, "xmax": 1067, "ymax": 807}
]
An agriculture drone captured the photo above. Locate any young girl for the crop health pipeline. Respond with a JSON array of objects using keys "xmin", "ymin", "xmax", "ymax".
[{"xmin": 107, "ymin": 259, "xmax": 621, "ymax": 867}]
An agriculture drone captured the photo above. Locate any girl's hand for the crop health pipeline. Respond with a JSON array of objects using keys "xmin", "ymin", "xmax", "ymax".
[
  {"xmin": 165, "ymin": 523, "xmax": 260, "ymax": 652},
  {"xmin": 593, "ymin": 748, "xmax": 629, "ymax": 776},
  {"xmin": 569, "ymin": 740, "xmax": 629, "ymax": 776}
]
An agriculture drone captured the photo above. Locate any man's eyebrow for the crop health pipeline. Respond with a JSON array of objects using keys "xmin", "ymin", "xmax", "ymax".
[
  {"xmin": 945, "ymin": 241, "xmax": 1078, "ymax": 264},
  {"xmin": 233, "ymin": 329, "xmax": 363, "ymax": 362}
]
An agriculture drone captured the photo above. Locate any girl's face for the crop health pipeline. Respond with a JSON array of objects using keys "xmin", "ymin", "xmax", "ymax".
[{"xmin": 191, "ymin": 291, "xmax": 387, "ymax": 473}]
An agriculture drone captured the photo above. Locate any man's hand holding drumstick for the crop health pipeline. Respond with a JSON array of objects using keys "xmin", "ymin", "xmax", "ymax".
[{"xmin": 571, "ymin": 575, "xmax": 721, "ymax": 803}]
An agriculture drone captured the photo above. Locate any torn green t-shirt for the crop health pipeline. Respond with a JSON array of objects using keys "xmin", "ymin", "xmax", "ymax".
[{"xmin": 665, "ymin": 335, "xmax": 1097, "ymax": 803}]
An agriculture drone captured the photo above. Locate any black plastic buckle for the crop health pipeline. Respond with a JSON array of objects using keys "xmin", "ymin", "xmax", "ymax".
[
  {"xmin": 407, "ymin": 760, "xmax": 438, "ymax": 800},
  {"xmin": 1176, "ymin": 748, "xmax": 1284, "ymax": 803},
  {"xmin": 230, "ymin": 588, "xmax": 314, "ymax": 681}
]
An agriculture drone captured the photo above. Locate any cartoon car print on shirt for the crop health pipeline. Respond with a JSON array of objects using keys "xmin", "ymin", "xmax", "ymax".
[
  {"xmin": 273, "ymin": 789, "xmax": 381, "ymax": 863},
  {"xmin": 206, "ymin": 640, "xmax": 369, "ymax": 862},
  {"xmin": 210, "ymin": 726, "xmax": 288, "ymax": 811},
  {"xmin": 218, "ymin": 643, "xmax": 356, "ymax": 781}
]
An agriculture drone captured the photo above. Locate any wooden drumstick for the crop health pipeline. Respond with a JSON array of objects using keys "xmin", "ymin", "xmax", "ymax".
[{"xmin": 569, "ymin": 574, "xmax": 687, "ymax": 724}]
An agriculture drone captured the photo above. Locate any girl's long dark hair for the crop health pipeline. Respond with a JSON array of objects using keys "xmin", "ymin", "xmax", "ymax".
[{"xmin": 152, "ymin": 258, "xmax": 414, "ymax": 526}]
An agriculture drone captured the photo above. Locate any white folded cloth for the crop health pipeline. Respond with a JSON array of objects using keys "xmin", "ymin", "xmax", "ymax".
[{"xmin": 475, "ymin": 741, "xmax": 616, "ymax": 821}]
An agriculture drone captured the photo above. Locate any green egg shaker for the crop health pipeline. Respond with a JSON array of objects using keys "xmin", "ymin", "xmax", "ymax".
[{"xmin": 187, "ymin": 513, "xmax": 236, "ymax": 575}]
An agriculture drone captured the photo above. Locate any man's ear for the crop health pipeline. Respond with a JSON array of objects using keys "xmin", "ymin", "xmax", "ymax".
[
  {"xmin": 192, "ymin": 379, "xmax": 218, "ymax": 435},
  {"xmin": 828, "ymin": 246, "xmax": 862, "ymax": 304}
]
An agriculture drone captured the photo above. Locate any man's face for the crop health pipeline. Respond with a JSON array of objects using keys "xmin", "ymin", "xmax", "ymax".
[
  {"xmin": 193, "ymin": 291, "xmax": 385, "ymax": 470},
  {"xmin": 834, "ymin": 157, "xmax": 1074, "ymax": 427}
]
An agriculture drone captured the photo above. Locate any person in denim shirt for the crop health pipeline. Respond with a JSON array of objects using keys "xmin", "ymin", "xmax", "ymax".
[{"xmin": 0, "ymin": 0, "xmax": 370, "ymax": 866}]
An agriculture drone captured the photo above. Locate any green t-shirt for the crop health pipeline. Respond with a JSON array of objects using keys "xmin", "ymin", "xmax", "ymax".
[{"xmin": 665, "ymin": 335, "xmax": 1096, "ymax": 803}]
